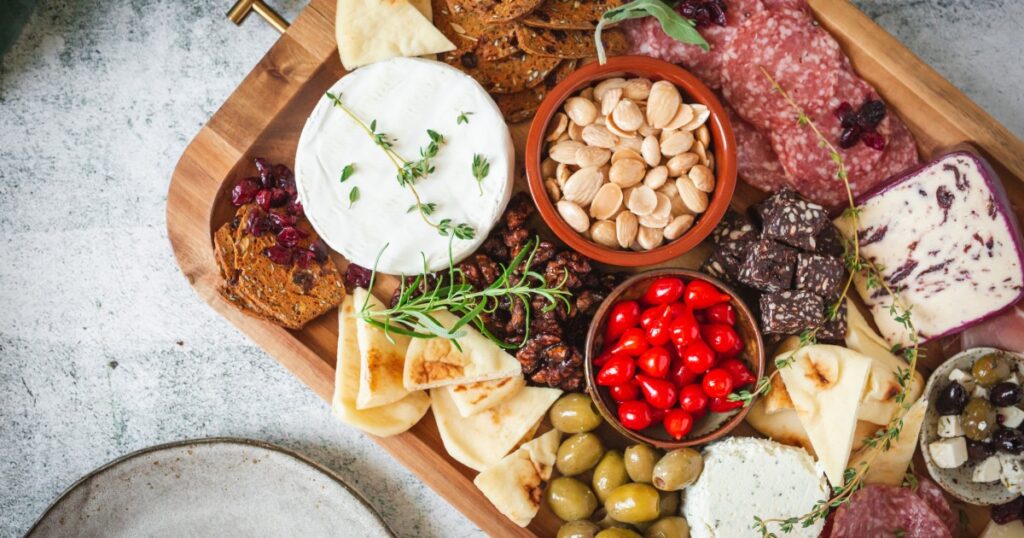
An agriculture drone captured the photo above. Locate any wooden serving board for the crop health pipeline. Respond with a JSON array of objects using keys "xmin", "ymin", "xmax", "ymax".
[{"xmin": 167, "ymin": 0, "xmax": 1024, "ymax": 535}]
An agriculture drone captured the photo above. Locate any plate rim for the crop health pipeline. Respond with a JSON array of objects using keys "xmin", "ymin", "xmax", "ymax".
[{"xmin": 24, "ymin": 436, "xmax": 397, "ymax": 538}]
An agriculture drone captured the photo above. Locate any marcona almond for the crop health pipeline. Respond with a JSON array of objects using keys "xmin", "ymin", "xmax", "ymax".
[
  {"xmin": 565, "ymin": 97, "xmax": 597, "ymax": 126},
  {"xmin": 576, "ymin": 146, "xmax": 611, "ymax": 168},
  {"xmin": 611, "ymin": 148, "xmax": 643, "ymax": 164},
  {"xmin": 590, "ymin": 220, "xmax": 618, "ymax": 248},
  {"xmin": 542, "ymin": 157, "xmax": 557, "ymax": 178},
  {"xmin": 664, "ymin": 214, "xmax": 695, "ymax": 240},
  {"xmin": 641, "ymin": 135, "xmax": 661, "ymax": 167},
  {"xmin": 562, "ymin": 166, "xmax": 603, "ymax": 206},
  {"xmin": 658, "ymin": 182, "xmax": 690, "ymax": 216},
  {"xmin": 646, "ymin": 81, "xmax": 682, "ymax": 129},
  {"xmin": 688, "ymin": 164, "xmax": 715, "ymax": 192},
  {"xmin": 594, "ymin": 77, "xmax": 627, "ymax": 101},
  {"xmin": 604, "ymin": 114, "xmax": 637, "ymax": 139},
  {"xmin": 556, "ymin": 163, "xmax": 571, "ymax": 186},
  {"xmin": 637, "ymin": 225, "xmax": 664, "ymax": 250},
  {"xmin": 622, "ymin": 78, "xmax": 652, "ymax": 100},
  {"xmin": 638, "ymin": 122, "xmax": 659, "ymax": 137},
  {"xmin": 590, "ymin": 183, "xmax": 623, "ymax": 220},
  {"xmin": 696, "ymin": 124, "xmax": 710, "ymax": 147},
  {"xmin": 664, "ymin": 103, "xmax": 695, "ymax": 130},
  {"xmin": 582, "ymin": 124, "xmax": 618, "ymax": 148},
  {"xmin": 555, "ymin": 133, "xmax": 571, "ymax": 144},
  {"xmin": 666, "ymin": 152, "xmax": 700, "ymax": 176},
  {"xmin": 546, "ymin": 113, "xmax": 568, "ymax": 142},
  {"xmin": 601, "ymin": 87, "xmax": 622, "ymax": 116},
  {"xmin": 615, "ymin": 211, "xmax": 639, "ymax": 248},
  {"xmin": 612, "ymin": 99, "xmax": 644, "ymax": 132},
  {"xmin": 680, "ymin": 103, "xmax": 710, "ymax": 131},
  {"xmin": 550, "ymin": 141, "xmax": 584, "ymax": 164},
  {"xmin": 706, "ymin": 152, "xmax": 715, "ymax": 171},
  {"xmin": 609, "ymin": 159, "xmax": 646, "ymax": 187},
  {"xmin": 579, "ymin": 87, "xmax": 595, "ymax": 101},
  {"xmin": 544, "ymin": 179, "xmax": 561, "ymax": 201},
  {"xmin": 693, "ymin": 140, "xmax": 709, "ymax": 166},
  {"xmin": 644, "ymin": 165, "xmax": 669, "ymax": 189},
  {"xmin": 676, "ymin": 176, "xmax": 709, "ymax": 213},
  {"xmin": 653, "ymin": 192, "xmax": 672, "ymax": 218},
  {"xmin": 615, "ymin": 135, "xmax": 643, "ymax": 153},
  {"xmin": 568, "ymin": 121, "xmax": 584, "ymax": 142},
  {"xmin": 660, "ymin": 130, "xmax": 695, "ymax": 157},
  {"xmin": 638, "ymin": 208, "xmax": 670, "ymax": 228},
  {"xmin": 626, "ymin": 185, "xmax": 658, "ymax": 216},
  {"xmin": 556, "ymin": 200, "xmax": 590, "ymax": 233}
]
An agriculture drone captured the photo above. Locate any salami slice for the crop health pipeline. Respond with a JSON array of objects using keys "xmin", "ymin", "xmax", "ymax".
[
  {"xmin": 914, "ymin": 475, "xmax": 958, "ymax": 535},
  {"xmin": 875, "ymin": 112, "xmax": 921, "ymax": 182},
  {"xmin": 723, "ymin": 101, "xmax": 791, "ymax": 192},
  {"xmin": 831, "ymin": 485, "xmax": 952, "ymax": 538},
  {"xmin": 721, "ymin": 9, "xmax": 844, "ymax": 131}
]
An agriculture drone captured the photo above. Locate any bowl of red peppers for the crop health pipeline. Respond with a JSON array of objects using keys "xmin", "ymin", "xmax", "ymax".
[{"xmin": 584, "ymin": 269, "xmax": 765, "ymax": 448}]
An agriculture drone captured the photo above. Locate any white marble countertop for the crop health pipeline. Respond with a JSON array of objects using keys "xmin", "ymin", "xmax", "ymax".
[{"xmin": 1, "ymin": 1, "xmax": 1022, "ymax": 536}]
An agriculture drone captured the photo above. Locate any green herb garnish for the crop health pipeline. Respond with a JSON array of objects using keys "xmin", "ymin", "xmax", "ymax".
[
  {"xmin": 595, "ymin": 0, "xmax": 708, "ymax": 64},
  {"xmin": 471, "ymin": 154, "xmax": 490, "ymax": 195},
  {"xmin": 340, "ymin": 163, "xmax": 355, "ymax": 183},
  {"xmin": 348, "ymin": 186, "xmax": 359, "ymax": 207},
  {"xmin": 407, "ymin": 202, "xmax": 437, "ymax": 215},
  {"xmin": 457, "ymin": 111, "xmax": 473, "ymax": 125}
]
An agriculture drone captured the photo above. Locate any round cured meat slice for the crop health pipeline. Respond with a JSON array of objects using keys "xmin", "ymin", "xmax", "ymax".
[
  {"xmin": 875, "ymin": 113, "xmax": 921, "ymax": 182},
  {"xmin": 831, "ymin": 485, "xmax": 952, "ymax": 538},
  {"xmin": 763, "ymin": 0, "xmax": 809, "ymax": 12},
  {"xmin": 721, "ymin": 9, "xmax": 844, "ymax": 131},
  {"xmin": 914, "ymin": 476, "xmax": 957, "ymax": 534},
  {"xmin": 724, "ymin": 101, "xmax": 790, "ymax": 192}
]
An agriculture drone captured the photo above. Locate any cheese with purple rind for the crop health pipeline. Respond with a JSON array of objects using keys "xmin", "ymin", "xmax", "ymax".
[{"xmin": 836, "ymin": 150, "xmax": 1024, "ymax": 346}]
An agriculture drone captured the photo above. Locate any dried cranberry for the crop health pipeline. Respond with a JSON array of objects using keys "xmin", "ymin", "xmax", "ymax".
[
  {"xmin": 286, "ymin": 200, "xmax": 304, "ymax": 217},
  {"xmin": 269, "ymin": 188, "xmax": 289, "ymax": 207},
  {"xmin": 231, "ymin": 179, "xmax": 261, "ymax": 206},
  {"xmin": 277, "ymin": 226, "xmax": 308, "ymax": 248},
  {"xmin": 263, "ymin": 245, "xmax": 294, "ymax": 266},
  {"xmin": 838, "ymin": 126, "xmax": 861, "ymax": 149},
  {"xmin": 460, "ymin": 52, "xmax": 478, "ymax": 69},
  {"xmin": 678, "ymin": 0, "xmax": 727, "ymax": 27},
  {"xmin": 861, "ymin": 131, "xmax": 887, "ymax": 151},
  {"xmin": 292, "ymin": 271, "xmax": 316, "ymax": 293},
  {"xmin": 294, "ymin": 249, "xmax": 316, "ymax": 269},
  {"xmin": 230, "ymin": 216, "xmax": 240, "ymax": 231},
  {"xmin": 345, "ymin": 264, "xmax": 373, "ymax": 290},
  {"xmin": 310, "ymin": 239, "xmax": 329, "ymax": 264},
  {"xmin": 834, "ymin": 102, "xmax": 856, "ymax": 128},
  {"xmin": 255, "ymin": 189, "xmax": 273, "ymax": 211},
  {"xmin": 991, "ymin": 497, "xmax": 1024, "ymax": 524},
  {"xmin": 255, "ymin": 158, "xmax": 274, "ymax": 188},
  {"xmin": 856, "ymin": 99, "xmax": 887, "ymax": 130},
  {"xmin": 269, "ymin": 210, "xmax": 296, "ymax": 229},
  {"xmin": 246, "ymin": 209, "xmax": 272, "ymax": 236}
]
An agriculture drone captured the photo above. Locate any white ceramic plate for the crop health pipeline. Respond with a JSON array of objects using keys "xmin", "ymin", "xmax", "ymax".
[{"xmin": 26, "ymin": 438, "xmax": 394, "ymax": 538}]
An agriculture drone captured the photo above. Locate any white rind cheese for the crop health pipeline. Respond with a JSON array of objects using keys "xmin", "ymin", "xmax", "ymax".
[
  {"xmin": 683, "ymin": 437, "xmax": 829, "ymax": 538},
  {"xmin": 295, "ymin": 57, "xmax": 514, "ymax": 274}
]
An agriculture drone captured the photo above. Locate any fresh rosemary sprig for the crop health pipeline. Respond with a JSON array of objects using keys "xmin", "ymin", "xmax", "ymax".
[
  {"xmin": 324, "ymin": 91, "xmax": 475, "ymax": 239},
  {"xmin": 357, "ymin": 237, "xmax": 573, "ymax": 350},
  {"xmin": 471, "ymin": 154, "xmax": 490, "ymax": 195},
  {"xmin": 745, "ymin": 67, "xmax": 922, "ymax": 537}
]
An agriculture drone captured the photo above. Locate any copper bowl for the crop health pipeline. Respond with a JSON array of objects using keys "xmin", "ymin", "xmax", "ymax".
[
  {"xmin": 525, "ymin": 56, "xmax": 737, "ymax": 267},
  {"xmin": 584, "ymin": 269, "xmax": 764, "ymax": 449}
]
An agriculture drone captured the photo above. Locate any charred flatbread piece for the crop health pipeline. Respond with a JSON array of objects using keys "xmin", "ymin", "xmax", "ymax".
[
  {"xmin": 494, "ymin": 59, "xmax": 576, "ymax": 122},
  {"xmin": 515, "ymin": 26, "xmax": 627, "ymax": 59},
  {"xmin": 521, "ymin": 0, "xmax": 627, "ymax": 30},
  {"xmin": 335, "ymin": 0, "xmax": 455, "ymax": 70},
  {"xmin": 474, "ymin": 429, "xmax": 560, "ymax": 527},
  {"xmin": 403, "ymin": 311, "xmax": 523, "ymax": 391},
  {"xmin": 355, "ymin": 287, "xmax": 413, "ymax": 409},
  {"xmin": 441, "ymin": 49, "xmax": 561, "ymax": 94},
  {"xmin": 433, "ymin": 0, "xmax": 519, "ymax": 61},
  {"xmin": 447, "ymin": 375, "xmax": 526, "ymax": 417}
]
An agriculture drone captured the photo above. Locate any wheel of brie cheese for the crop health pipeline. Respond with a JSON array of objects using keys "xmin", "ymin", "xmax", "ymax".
[{"xmin": 295, "ymin": 57, "xmax": 515, "ymax": 274}]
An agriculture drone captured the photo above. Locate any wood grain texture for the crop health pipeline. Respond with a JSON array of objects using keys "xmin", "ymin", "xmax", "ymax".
[{"xmin": 167, "ymin": 1, "xmax": 1023, "ymax": 535}]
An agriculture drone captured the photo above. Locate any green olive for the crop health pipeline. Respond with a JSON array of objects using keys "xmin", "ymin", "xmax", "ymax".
[
  {"xmin": 547, "ymin": 477, "xmax": 599, "ymax": 521},
  {"xmin": 596, "ymin": 529, "xmax": 643, "ymax": 538},
  {"xmin": 652, "ymin": 448, "xmax": 704, "ymax": 491},
  {"xmin": 594, "ymin": 509, "xmax": 632, "ymax": 530},
  {"xmin": 557, "ymin": 433, "xmax": 606, "ymax": 476},
  {"xmin": 593, "ymin": 450, "xmax": 630, "ymax": 502},
  {"xmin": 624, "ymin": 444, "xmax": 661, "ymax": 484},
  {"xmin": 644, "ymin": 517, "xmax": 690, "ymax": 538},
  {"xmin": 551, "ymin": 393, "xmax": 604, "ymax": 433},
  {"xmin": 605, "ymin": 483, "xmax": 661, "ymax": 524},
  {"xmin": 657, "ymin": 491, "xmax": 679, "ymax": 518},
  {"xmin": 557, "ymin": 520, "xmax": 601, "ymax": 538},
  {"xmin": 972, "ymin": 353, "xmax": 1012, "ymax": 387},
  {"xmin": 962, "ymin": 397, "xmax": 998, "ymax": 441}
]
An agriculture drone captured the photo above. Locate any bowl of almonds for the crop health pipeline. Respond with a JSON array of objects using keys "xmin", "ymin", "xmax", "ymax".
[{"xmin": 525, "ymin": 56, "xmax": 737, "ymax": 266}]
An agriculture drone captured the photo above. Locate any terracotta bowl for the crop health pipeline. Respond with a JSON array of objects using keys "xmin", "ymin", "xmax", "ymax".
[
  {"xmin": 525, "ymin": 56, "xmax": 737, "ymax": 267},
  {"xmin": 584, "ymin": 269, "xmax": 765, "ymax": 449}
]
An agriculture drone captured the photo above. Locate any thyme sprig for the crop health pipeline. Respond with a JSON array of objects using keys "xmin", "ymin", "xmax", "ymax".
[
  {"xmin": 472, "ymin": 154, "xmax": 490, "ymax": 195},
  {"xmin": 357, "ymin": 237, "xmax": 573, "ymax": 350},
  {"xmin": 744, "ymin": 67, "xmax": 922, "ymax": 537},
  {"xmin": 324, "ymin": 91, "xmax": 475, "ymax": 240}
]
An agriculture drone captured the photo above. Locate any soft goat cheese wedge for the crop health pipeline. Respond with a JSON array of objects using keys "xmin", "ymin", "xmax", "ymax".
[
  {"xmin": 295, "ymin": 57, "xmax": 514, "ymax": 274},
  {"xmin": 835, "ymin": 150, "xmax": 1024, "ymax": 346},
  {"xmin": 683, "ymin": 437, "xmax": 829, "ymax": 538}
]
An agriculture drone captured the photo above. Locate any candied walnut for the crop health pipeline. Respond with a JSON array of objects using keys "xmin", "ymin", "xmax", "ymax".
[
  {"xmin": 545, "ymin": 251, "xmax": 592, "ymax": 289},
  {"xmin": 516, "ymin": 332, "xmax": 562, "ymax": 375},
  {"xmin": 575, "ymin": 288, "xmax": 607, "ymax": 316},
  {"xmin": 503, "ymin": 226, "xmax": 531, "ymax": 251},
  {"xmin": 479, "ymin": 236, "xmax": 509, "ymax": 261},
  {"xmin": 459, "ymin": 254, "xmax": 501, "ymax": 288},
  {"xmin": 504, "ymin": 193, "xmax": 535, "ymax": 230}
]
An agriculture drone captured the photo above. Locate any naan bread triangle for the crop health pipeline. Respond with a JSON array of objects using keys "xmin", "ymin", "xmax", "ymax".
[
  {"xmin": 354, "ymin": 287, "xmax": 412, "ymax": 409},
  {"xmin": 847, "ymin": 398, "xmax": 928, "ymax": 486},
  {"xmin": 473, "ymin": 429, "xmax": 561, "ymax": 527},
  {"xmin": 336, "ymin": 0, "xmax": 455, "ymax": 70},
  {"xmin": 404, "ymin": 310, "xmax": 522, "ymax": 391},
  {"xmin": 447, "ymin": 375, "xmax": 526, "ymax": 418}
]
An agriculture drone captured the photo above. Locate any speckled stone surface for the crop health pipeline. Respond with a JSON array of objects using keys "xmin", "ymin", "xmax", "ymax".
[{"xmin": 0, "ymin": 1, "xmax": 1021, "ymax": 537}]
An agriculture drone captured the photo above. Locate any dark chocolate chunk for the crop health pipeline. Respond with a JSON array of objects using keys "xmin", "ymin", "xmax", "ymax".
[
  {"xmin": 796, "ymin": 253, "xmax": 846, "ymax": 299},
  {"xmin": 711, "ymin": 209, "xmax": 759, "ymax": 258},
  {"xmin": 815, "ymin": 224, "xmax": 846, "ymax": 257},
  {"xmin": 760, "ymin": 290, "xmax": 825, "ymax": 334},
  {"xmin": 738, "ymin": 239, "xmax": 798, "ymax": 292},
  {"xmin": 762, "ymin": 193, "xmax": 830, "ymax": 251},
  {"xmin": 701, "ymin": 249, "xmax": 743, "ymax": 286},
  {"xmin": 817, "ymin": 299, "xmax": 848, "ymax": 342}
]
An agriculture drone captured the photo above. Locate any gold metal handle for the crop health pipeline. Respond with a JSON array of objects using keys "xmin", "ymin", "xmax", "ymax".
[{"xmin": 227, "ymin": 0, "xmax": 290, "ymax": 34}]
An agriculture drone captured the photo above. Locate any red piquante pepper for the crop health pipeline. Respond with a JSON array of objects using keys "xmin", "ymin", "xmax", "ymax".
[
  {"xmin": 680, "ymin": 339, "xmax": 716, "ymax": 374},
  {"xmin": 637, "ymin": 346, "xmax": 672, "ymax": 378},
  {"xmin": 596, "ymin": 354, "xmax": 635, "ymax": 386},
  {"xmin": 668, "ymin": 307, "xmax": 700, "ymax": 349},
  {"xmin": 609, "ymin": 381, "xmax": 640, "ymax": 403},
  {"xmin": 618, "ymin": 400, "xmax": 654, "ymax": 430},
  {"xmin": 605, "ymin": 300, "xmax": 641, "ymax": 342},
  {"xmin": 642, "ymin": 276, "xmax": 686, "ymax": 305},
  {"xmin": 637, "ymin": 375, "xmax": 678, "ymax": 410},
  {"xmin": 720, "ymin": 358, "xmax": 757, "ymax": 387},
  {"xmin": 709, "ymin": 396, "xmax": 743, "ymax": 413},
  {"xmin": 609, "ymin": 327, "xmax": 650, "ymax": 357},
  {"xmin": 684, "ymin": 280, "xmax": 731, "ymax": 310},
  {"xmin": 701, "ymin": 368, "xmax": 735, "ymax": 398},
  {"xmin": 704, "ymin": 302, "xmax": 737, "ymax": 326},
  {"xmin": 663, "ymin": 409, "xmax": 694, "ymax": 440},
  {"xmin": 678, "ymin": 384, "xmax": 709, "ymax": 415},
  {"xmin": 669, "ymin": 357, "xmax": 699, "ymax": 387},
  {"xmin": 701, "ymin": 322, "xmax": 743, "ymax": 356}
]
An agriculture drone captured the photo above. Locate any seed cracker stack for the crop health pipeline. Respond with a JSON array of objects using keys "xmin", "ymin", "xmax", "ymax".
[{"xmin": 432, "ymin": 0, "xmax": 630, "ymax": 122}]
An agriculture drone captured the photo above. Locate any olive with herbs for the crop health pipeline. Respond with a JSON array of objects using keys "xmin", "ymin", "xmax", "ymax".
[
  {"xmin": 973, "ymin": 353, "xmax": 1012, "ymax": 387},
  {"xmin": 991, "ymin": 496, "xmax": 1024, "ymax": 525},
  {"xmin": 551, "ymin": 393, "xmax": 604, "ymax": 433},
  {"xmin": 558, "ymin": 520, "xmax": 601, "ymax": 538},
  {"xmin": 596, "ymin": 529, "xmax": 643, "ymax": 538},
  {"xmin": 593, "ymin": 450, "xmax": 630, "ymax": 503},
  {"xmin": 557, "ymin": 433, "xmax": 606, "ymax": 476},
  {"xmin": 605, "ymin": 483, "xmax": 661, "ymax": 523},
  {"xmin": 967, "ymin": 439, "xmax": 996, "ymax": 462},
  {"xmin": 962, "ymin": 397, "xmax": 998, "ymax": 441},
  {"xmin": 644, "ymin": 517, "xmax": 690, "ymax": 538},
  {"xmin": 935, "ymin": 382, "xmax": 968, "ymax": 415},
  {"xmin": 624, "ymin": 445, "xmax": 661, "ymax": 484},
  {"xmin": 994, "ymin": 428, "xmax": 1024, "ymax": 454},
  {"xmin": 991, "ymin": 382, "xmax": 1023, "ymax": 407},
  {"xmin": 651, "ymin": 448, "xmax": 703, "ymax": 491},
  {"xmin": 547, "ymin": 477, "xmax": 599, "ymax": 521}
]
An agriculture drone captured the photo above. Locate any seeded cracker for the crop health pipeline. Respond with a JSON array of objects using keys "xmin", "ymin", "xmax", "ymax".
[
  {"xmin": 515, "ymin": 26, "xmax": 629, "ymax": 59},
  {"xmin": 760, "ymin": 290, "xmax": 824, "ymax": 334},
  {"xmin": 494, "ymin": 60, "xmax": 577, "ymax": 123},
  {"xmin": 521, "ymin": 0, "xmax": 628, "ymax": 30}
]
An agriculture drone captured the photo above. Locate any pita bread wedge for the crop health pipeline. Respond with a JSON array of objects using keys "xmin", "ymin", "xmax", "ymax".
[
  {"xmin": 448, "ymin": 375, "xmax": 526, "ymax": 417},
  {"xmin": 332, "ymin": 295, "xmax": 430, "ymax": 436},
  {"xmin": 404, "ymin": 311, "xmax": 523, "ymax": 391},
  {"xmin": 748, "ymin": 398, "xmax": 882, "ymax": 458},
  {"xmin": 779, "ymin": 345, "xmax": 872, "ymax": 486},
  {"xmin": 336, "ymin": 0, "xmax": 455, "ymax": 70},
  {"xmin": 432, "ymin": 385, "xmax": 561, "ymax": 471},
  {"xmin": 474, "ymin": 429, "xmax": 561, "ymax": 527},
  {"xmin": 847, "ymin": 398, "xmax": 928, "ymax": 486},
  {"xmin": 354, "ymin": 287, "xmax": 412, "ymax": 409}
]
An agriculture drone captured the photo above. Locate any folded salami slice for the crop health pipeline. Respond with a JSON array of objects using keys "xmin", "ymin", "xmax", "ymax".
[
  {"xmin": 723, "ymin": 101, "xmax": 791, "ymax": 192},
  {"xmin": 875, "ymin": 112, "xmax": 921, "ymax": 181},
  {"xmin": 831, "ymin": 485, "xmax": 952, "ymax": 538},
  {"xmin": 914, "ymin": 475, "xmax": 958, "ymax": 535}
]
